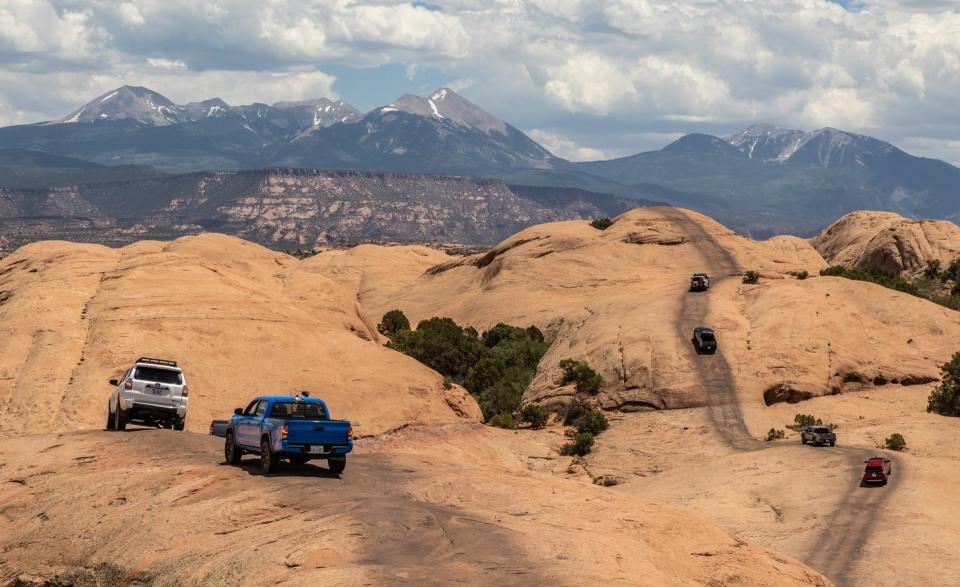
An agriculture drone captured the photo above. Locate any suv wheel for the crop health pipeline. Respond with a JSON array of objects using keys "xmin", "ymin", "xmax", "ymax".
[
  {"xmin": 224, "ymin": 432, "xmax": 242, "ymax": 465},
  {"xmin": 115, "ymin": 404, "xmax": 127, "ymax": 431},
  {"xmin": 173, "ymin": 417, "xmax": 185, "ymax": 431},
  {"xmin": 106, "ymin": 403, "xmax": 116, "ymax": 431},
  {"xmin": 260, "ymin": 437, "xmax": 278, "ymax": 474},
  {"xmin": 328, "ymin": 457, "xmax": 346, "ymax": 475}
]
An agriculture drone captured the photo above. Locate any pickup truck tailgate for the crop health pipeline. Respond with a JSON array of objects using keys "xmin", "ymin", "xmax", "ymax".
[{"xmin": 284, "ymin": 420, "xmax": 351, "ymax": 447}]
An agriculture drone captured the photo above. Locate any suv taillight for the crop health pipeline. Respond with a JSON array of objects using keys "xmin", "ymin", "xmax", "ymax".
[
  {"xmin": 348, "ymin": 425, "xmax": 353, "ymax": 440},
  {"xmin": 124, "ymin": 380, "xmax": 133, "ymax": 390},
  {"xmin": 181, "ymin": 385, "xmax": 189, "ymax": 397},
  {"xmin": 281, "ymin": 425, "xmax": 288, "ymax": 440}
]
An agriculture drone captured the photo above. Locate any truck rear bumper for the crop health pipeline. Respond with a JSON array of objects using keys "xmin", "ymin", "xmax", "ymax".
[{"xmin": 130, "ymin": 402, "xmax": 185, "ymax": 420}]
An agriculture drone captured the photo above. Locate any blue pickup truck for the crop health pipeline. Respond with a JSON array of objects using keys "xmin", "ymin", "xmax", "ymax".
[{"xmin": 224, "ymin": 393, "xmax": 353, "ymax": 474}]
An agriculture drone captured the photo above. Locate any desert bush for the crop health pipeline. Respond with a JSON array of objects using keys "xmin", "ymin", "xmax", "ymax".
[
  {"xmin": 928, "ymin": 352, "xmax": 960, "ymax": 417},
  {"xmin": 742, "ymin": 270, "xmax": 760, "ymax": 284},
  {"xmin": 766, "ymin": 428, "xmax": 785, "ymax": 441},
  {"xmin": 924, "ymin": 260, "xmax": 942, "ymax": 280},
  {"xmin": 576, "ymin": 409, "xmax": 609, "ymax": 435},
  {"xmin": 795, "ymin": 270, "xmax": 809, "ymax": 280},
  {"xmin": 559, "ymin": 359, "xmax": 603, "ymax": 394},
  {"xmin": 521, "ymin": 404, "xmax": 549, "ymax": 429},
  {"xmin": 941, "ymin": 258, "xmax": 960, "ymax": 283},
  {"xmin": 560, "ymin": 432, "xmax": 595, "ymax": 456},
  {"xmin": 590, "ymin": 218, "xmax": 614, "ymax": 230},
  {"xmin": 377, "ymin": 309, "xmax": 410, "ymax": 337},
  {"xmin": 488, "ymin": 412, "xmax": 519, "ymax": 430},
  {"xmin": 885, "ymin": 433, "xmax": 907, "ymax": 451},
  {"xmin": 389, "ymin": 317, "xmax": 550, "ymax": 427},
  {"xmin": 794, "ymin": 413, "xmax": 822, "ymax": 427},
  {"xmin": 559, "ymin": 401, "xmax": 590, "ymax": 425},
  {"xmin": 478, "ymin": 380, "xmax": 525, "ymax": 421}
]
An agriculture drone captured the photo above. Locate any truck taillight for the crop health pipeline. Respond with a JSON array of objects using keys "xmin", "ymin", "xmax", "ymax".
[
  {"xmin": 124, "ymin": 380, "xmax": 133, "ymax": 390},
  {"xmin": 281, "ymin": 425, "xmax": 288, "ymax": 440},
  {"xmin": 181, "ymin": 385, "xmax": 189, "ymax": 397},
  {"xmin": 348, "ymin": 425, "xmax": 353, "ymax": 440}
]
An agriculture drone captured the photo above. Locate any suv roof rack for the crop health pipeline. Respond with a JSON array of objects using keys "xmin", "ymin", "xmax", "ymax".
[{"xmin": 136, "ymin": 357, "xmax": 178, "ymax": 367}]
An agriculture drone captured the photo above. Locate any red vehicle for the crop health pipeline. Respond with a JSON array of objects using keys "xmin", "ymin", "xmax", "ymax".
[{"xmin": 862, "ymin": 457, "xmax": 892, "ymax": 486}]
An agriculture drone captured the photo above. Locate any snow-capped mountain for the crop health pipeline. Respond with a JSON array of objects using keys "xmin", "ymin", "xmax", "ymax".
[
  {"xmin": 271, "ymin": 98, "xmax": 361, "ymax": 128},
  {"xmin": 277, "ymin": 87, "xmax": 558, "ymax": 174},
  {"xmin": 726, "ymin": 124, "xmax": 901, "ymax": 169},
  {"xmin": 58, "ymin": 86, "xmax": 187, "ymax": 126},
  {"xmin": 389, "ymin": 88, "xmax": 509, "ymax": 135}
]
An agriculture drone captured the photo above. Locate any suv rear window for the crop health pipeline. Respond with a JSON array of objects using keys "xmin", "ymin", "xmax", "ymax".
[
  {"xmin": 269, "ymin": 401, "xmax": 328, "ymax": 420},
  {"xmin": 866, "ymin": 466, "xmax": 883, "ymax": 473},
  {"xmin": 699, "ymin": 332, "xmax": 715, "ymax": 341},
  {"xmin": 134, "ymin": 367, "xmax": 182, "ymax": 385}
]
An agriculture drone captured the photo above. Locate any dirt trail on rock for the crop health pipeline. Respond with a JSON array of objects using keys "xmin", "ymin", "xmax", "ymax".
[
  {"xmin": 660, "ymin": 207, "xmax": 901, "ymax": 584},
  {"xmin": 659, "ymin": 207, "xmax": 755, "ymax": 450}
]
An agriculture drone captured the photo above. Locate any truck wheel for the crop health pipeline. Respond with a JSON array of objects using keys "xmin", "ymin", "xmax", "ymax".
[
  {"xmin": 829, "ymin": 441, "xmax": 835, "ymax": 447},
  {"xmin": 115, "ymin": 406, "xmax": 127, "ymax": 431},
  {"xmin": 800, "ymin": 437, "xmax": 806, "ymax": 445},
  {"xmin": 224, "ymin": 432, "xmax": 242, "ymax": 465},
  {"xmin": 106, "ymin": 404, "xmax": 116, "ymax": 430},
  {"xmin": 328, "ymin": 457, "xmax": 346, "ymax": 475},
  {"xmin": 260, "ymin": 437, "xmax": 278, "ymax": 474},
  {"xmin": 173, "ymin": 417, "xmax": 185, "ymax": 431}
]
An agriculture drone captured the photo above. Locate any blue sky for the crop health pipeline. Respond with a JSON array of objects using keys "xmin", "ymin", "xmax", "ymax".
[{"xmin": 2, "ymin": 0, "xmax": 960, "ymax": 163}]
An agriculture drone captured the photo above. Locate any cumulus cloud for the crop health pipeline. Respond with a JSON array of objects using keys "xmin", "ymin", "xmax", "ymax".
[{"xmin": 1, "ymin": 0, "xmax": 960, "ymax": 163}]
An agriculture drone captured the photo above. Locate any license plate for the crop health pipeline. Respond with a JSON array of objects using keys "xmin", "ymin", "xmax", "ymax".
[{"xmin": 308, "ymin": 446, "xmax": 328, "ymax": 454}]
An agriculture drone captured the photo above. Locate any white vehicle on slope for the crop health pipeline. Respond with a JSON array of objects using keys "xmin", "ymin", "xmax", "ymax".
[{"xmin": 107, "ymin": 357, "xmax": 188, "ymax": 431}]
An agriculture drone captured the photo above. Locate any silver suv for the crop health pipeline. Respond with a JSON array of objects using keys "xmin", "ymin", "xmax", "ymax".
[{"xmin": 107, "ymin": 357, "xmax": 188, "ymax": 431}]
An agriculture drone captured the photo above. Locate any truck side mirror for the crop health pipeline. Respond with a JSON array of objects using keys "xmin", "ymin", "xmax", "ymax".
[
  {"xmin": 234, "ymin": 408, "xmax": 243, "ymax": 415},
  {"xmin": 109, "ymin": 379, "xmax": 119, "ymax": 386}
]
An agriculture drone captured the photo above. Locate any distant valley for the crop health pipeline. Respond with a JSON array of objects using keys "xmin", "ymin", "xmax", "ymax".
[{"xmin": 0, "ymin": 160, "xmax": 644, "ymax": 254}]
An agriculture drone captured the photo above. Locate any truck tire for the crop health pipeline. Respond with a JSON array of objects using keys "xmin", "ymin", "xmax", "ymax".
[
  {"xmin": 173, "ymin": 417, "xmax": 185, "ymax": 431},
  {"xmin": 224, "ymin": 432, "xmax": 242, "ymax": 465},
  {"xmin": 106, "ymin": 404, "xmax": 116, "ymax": 430},
  {"xmin": 115, "ymin": 405, "xmax": 127, "ymax": 431},
  {"xmin": 260, "ymin": 437, "xmax": 278, "ymax": 474},
  {"xmin": 800, "ymin": 436, "xmax": 806, "ymax": 445},
  {"xmin": 829, "ymin": 440, "xmax": 835, "ymax": 447},
  {"xmin": 328, "ymin": 457, "xmax": 346, "ymax": 475}
]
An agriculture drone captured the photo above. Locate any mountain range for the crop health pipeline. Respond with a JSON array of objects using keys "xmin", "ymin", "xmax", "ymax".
[{"xmin": 0, "ymin": 85, "xmax": 958, "ymax": 238}]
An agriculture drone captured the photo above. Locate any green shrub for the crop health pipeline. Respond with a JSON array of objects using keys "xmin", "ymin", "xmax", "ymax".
[
  {"xmin": 560, "ymin": 432, "xmax": 595, "ymax": 456},
  {"xmin": 478, "ymin": 380, "xmax": 525, "ymax": 421},
  {"xmin": 885, "ymin": 433, "xmax": 907, "ymax": 451},
  {"xmin": 820, "ymin": 265, "xmax": 920, "ymax": 295},
  {"xmin": 923, "ymin": 260, "xmax": 942, "ymax": 280},
  {"xmin": 795, "ymin": 270, "xmax": 809, "ymax": 280},
  {"xmin": 559, "ymin": 401, "xmax": 589, "ymax": 425},
  {"xmin": 521, "ymin": 404, "xmax": 549, "ymax": 429},
  {"xmin": 590, "ymin": 218, "xmax": 613, "ymax": 230},
  {"xmin": 928, "ymin": 352, "xmax": 960, "ymax": 417},
  {"xmin": 576, "ymin": 409, "xmax": 609, "ymax": 435},
  {"xmin": 794, "ymin": 413, "xmax": 822, "ymax": 427},
  {"xmin": 766, "ymin": 428, "xmax": 785, "ymax": 441},
  {"xmin": 941, "ymin": 258, "xmax": 960, "ymax": 283},
  {"xmin": 388, "ymin": 317, "xmax": 550, "ymax": 428},
  {"xmin": 559, "ymin": 359, "xmax": 603, "ymax": 394},
  {"xmin": 377, "ymin": 309, "xmax": 410, "ymax": 337},
  {"xmin": 742, "ymin": 271, "xmax": 760, "ymax": 284},
  {"xmin": 488, "ymin": 412, "xmax": 519, "ymax": 430},
  {"xmin": 387, "ymin": 317, "xmax": 485, "ymax": 382}
]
